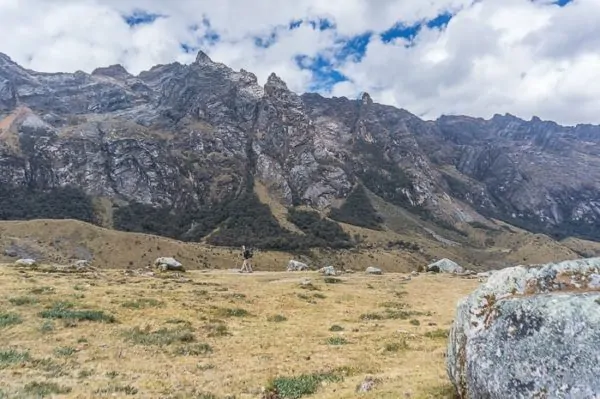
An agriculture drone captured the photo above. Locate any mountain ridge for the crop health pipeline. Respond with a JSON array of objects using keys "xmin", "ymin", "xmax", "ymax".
[{"xmin": 0, "ymin": 50, "xmax": 599, "ymax": 254}]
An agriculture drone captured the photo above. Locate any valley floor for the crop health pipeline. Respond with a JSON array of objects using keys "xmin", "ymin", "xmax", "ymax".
[{"xmin": 0, "ymin": 266, "xmax": 478, "ymax": 398}]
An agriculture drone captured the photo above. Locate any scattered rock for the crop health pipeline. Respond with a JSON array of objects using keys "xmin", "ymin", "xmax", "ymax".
[
  {"xmin": 427, "ymin": 258, "xmax": 463, "ymax": 274},
  {"xmin": 287, "ymin": 260, "xmax": 309, "ymax": 271},
  {"xmin": 319, "ymin": 266, "xmax": 337, "ymax": 276},
  {"xmin": 154, "ymin": 257, "xmax": 184, "ymax": 272},
  {"xmin": 73, "ymin": 259, "xmax": 91, "ymax": 269},
  {"xmin": 365, "ymin": 267, "xmax": 383, "ymax": 275},
  {"xmin": 356, "ymin": 376, "xmax": 377, "ymax": 393},
  {"xmin": 15, "ymin": 258, "xmax": 37, "ymax": 267},
  {"xmin": 411, "ymin": 271, "xmax": 419, "ymax": 276},
  {"xmin": 300, "ymin": 278, "xmax": 312, "ymax": 287},
  {"xmin": 3, "ymin": 248, "xmax": 18, "ymax": 258},
  {"xmin": 447, "ymin": 257, "xmax": 600, "ymax": 398}
]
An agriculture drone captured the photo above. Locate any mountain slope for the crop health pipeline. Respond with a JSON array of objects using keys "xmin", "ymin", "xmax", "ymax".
[{"xmin": 0, "ymin": 50, "xmax": 599, "ymax": 251}]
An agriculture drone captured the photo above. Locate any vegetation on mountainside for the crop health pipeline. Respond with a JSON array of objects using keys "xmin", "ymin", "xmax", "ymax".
[
  {"xmin": 353, "ymin": 140, "xmax": 416, "ymax": 210},
  {"xmin": 0, "ymin": 185, "xmax": 97, "ymax": 224},
  {"xmin": 329, "ymin": 185, "xmax": 384, "ymax": 230},
  {"xmin": 287, "ymin": 208, "xmax": 354, "ymax": 248}
]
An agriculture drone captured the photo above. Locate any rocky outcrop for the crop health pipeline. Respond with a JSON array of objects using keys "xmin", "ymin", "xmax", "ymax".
[
  {"xmin": 447, "ymin": 257, "xmax": 600, "ymax": 398},
  {"xmin": 154, "ymin": 257, "xmax": 184, "ymax": 271},
  {"xmin": 0, "ymin": 50, "xmax": 599, "ymax": 245}
]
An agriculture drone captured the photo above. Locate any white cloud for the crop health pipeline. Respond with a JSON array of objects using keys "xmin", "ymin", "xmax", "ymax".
[{"xmin": 0, "ymin": 0, "xmax": 598, "ymax": 125}]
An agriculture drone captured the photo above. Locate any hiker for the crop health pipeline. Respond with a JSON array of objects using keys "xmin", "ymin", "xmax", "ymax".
[{"xmin": 239, "ymin": 245, "xmax": 254, "ymax": 273}]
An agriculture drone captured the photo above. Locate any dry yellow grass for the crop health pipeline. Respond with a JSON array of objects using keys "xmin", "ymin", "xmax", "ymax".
[{"xmin": 0, "ymin": 265, "xmax": 479, "ymax": 398}]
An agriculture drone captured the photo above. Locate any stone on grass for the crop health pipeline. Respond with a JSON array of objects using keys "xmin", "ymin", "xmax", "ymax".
[
  {"xmin": 365, "ymin": 267, "xmax": 383, "ymax": 275},
  {"xmin": 319, "ymin": 266, "xmax": 337, "ymax": 276},
  {"xmin": 154, "ymin": 257, "xmax": 184, "ymax": 272},
  {"xmin": 15, "ymin": 258, "xmax": 37, "ymax": 267},
  {"xmin": 427, "ymin": 258, "xmax": 463, "ymax": 274},
  {"xmin": 287, "ymin": 260, "xmax": 309, "ymax": 271},
  {"xmin": 447, "ymin": 257, "xmax": 600, "ymax": 398}
]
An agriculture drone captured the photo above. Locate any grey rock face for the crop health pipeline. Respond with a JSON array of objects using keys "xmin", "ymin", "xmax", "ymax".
[
  {"xmin": 0, "ymin": 50, "xmax": 599, "ymax": 243},
  {"xmin": 447, "ymin": 257, "xmax": 600, "ymax": 398}
]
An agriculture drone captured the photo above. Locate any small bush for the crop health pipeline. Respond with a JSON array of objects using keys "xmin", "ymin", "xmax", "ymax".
[
  {"xmin": 267, "ymin": 315, "xmax": 288, "ymax": 323},
  {"xmin": 323, "ymin": 277, "xmax": 342, "ymax": 284},
  {"xmin": 329, "ymin": 325, "xmax": 344, "ymax": 332},
  {"xmin": 123, "ymin": 326, "xmax": 195, "ymax": 347},
  {"xmin": 9, "ymin": 296, "xmax": 39, "ymax": 306},
  {"xmin": 313, "ymin": 293, "xmax": 326, "ymax": 299},
  {"xmin": 326, "ymin": 336, "xmax": 348, "ymax": 346},
  {"xmin": 0, "ymin": 312, "xmax": 22, "ymax": 328},
  {"xmin": 410, "ymin": 319, "xmax": 420, "ymax": 326}
]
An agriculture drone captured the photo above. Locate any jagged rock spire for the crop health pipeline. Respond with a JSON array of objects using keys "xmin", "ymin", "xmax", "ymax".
[{"xmin": 195, "ymin": 50, "xmax": 213, "ymax": 65}]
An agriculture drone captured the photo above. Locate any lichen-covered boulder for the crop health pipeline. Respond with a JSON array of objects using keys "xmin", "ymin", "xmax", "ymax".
[
  {"xmin": 365, "ymin": 267, "xmax": 383, "ymax": 275},
  {"xmin": 447, "ymin": 257, "xmax": 600, "ymax": 398},
  {"xmin": 319, "ymin": 266, "xmax": 337, "ymax": 276},
  {"xmin": 287, "ymin": 260, "xmax": 308, "ymax": 271},
  {"xmin": 14, "ymin": 258, "xmax": 37, "ymax": 267},
  {"xmin": 427, "ymin": 258, "xmax": 463, "ymax": 274},
  {"xmin": 154, "ymin": 257, "xmax": 184, "ymax": 271}
]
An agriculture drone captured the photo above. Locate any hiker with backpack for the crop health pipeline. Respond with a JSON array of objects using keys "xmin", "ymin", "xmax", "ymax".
[{"xmin": 239, "ymin": 245, "xmax": 254, "ymax": 273}]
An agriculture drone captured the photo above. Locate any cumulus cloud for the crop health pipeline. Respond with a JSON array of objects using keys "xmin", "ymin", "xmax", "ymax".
[{"xmin": 0, "ymin": 0, "xmax": 597, "ymax": 125}]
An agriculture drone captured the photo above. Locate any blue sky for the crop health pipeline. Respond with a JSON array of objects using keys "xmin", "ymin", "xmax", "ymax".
[
  {"xmin": 4, "ymin": 0, "xmax": 595, "ymax": 126},
  {"xmin": 120, "ymin": 0, "xmax": 575, "ymax": 94},
  {"xmin": 124, "ymin": 10, "xmax": 457, "ymax": 92}
]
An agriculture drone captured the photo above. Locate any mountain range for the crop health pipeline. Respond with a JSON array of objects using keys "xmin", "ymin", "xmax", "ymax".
[{"xmin": 0, "ymin": 50, "xmax": 599, "ymax": 257}]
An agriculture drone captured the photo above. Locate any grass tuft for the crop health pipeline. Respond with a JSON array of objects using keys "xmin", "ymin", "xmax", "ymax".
[
  {"xmin": 39, "ymin": 302, "xmax": 116, "ymax": 323},
  {"xmin": 384, "ymin": 340, "xmax": 409, "ymax": 352},
  {"xmin": 54, "ymin": 346, "xmax": 77, "ymax": 357},
  {"xmin": 23, "ymin": 381, "xmax": 72, "ymax": 397},
  {"xmin": 94, "ymin": 385, "xmax": 138, "ymax": 396},
  {"xmin": 329, "ymin": 325, "xmax": 344, "ymax": 332},
  {"xmin": 8, "ymin": 296, "xmax": 39, "ymax": 306},
  {"xmin": 326, "ymin": 336, "xmax": 348, "ymax": 346},
  {"xmin": 424, "ymin": 329, "xmax": 450, "ymax": 339},
  {"xmin": 267, "ymin": 314, "xmax": 287, "ymax": 323},
  {"xmin": 123, "ymin": 326, "xmax": 195, "ymax": 347},
  {"xmin": 267, "ymin": 372, "xmax": 344, "ymax": 398},
  {"xmin": 173, "ymin": 343, "xmax": 213, "ymax": 356},
  {"xmin": 214, "ymin": 307, "xmax": 250, "ymax": 318},
  {"xmin": 0, "ymin": 349, "xmax": 30, "ymax": 369},
  {"xmin": 121, "ymin": 298, "xmax": 165, "ymax": 309},
  {"xmin": 0, "ymin": 312, "xmax": 22, "ymax": 328},
  {"xmin": 323, "ymin": 277, "xmax": 342, "ymax": 284}
]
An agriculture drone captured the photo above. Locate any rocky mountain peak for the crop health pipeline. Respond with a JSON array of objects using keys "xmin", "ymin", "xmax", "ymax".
[
  {"xmin": 361, "ymin": 92, "xmax": 373, "ymax": 106},
  {"xmin": 265, "ymin": 72, "xmax": 288, "ymax": 91},
  {"xmin": 194, "ymin": 50, "xmax": 214, "ymax": 65},
  {"xmin": 91, "ymin": 64, "xmax": 131, "ymax": 80}
]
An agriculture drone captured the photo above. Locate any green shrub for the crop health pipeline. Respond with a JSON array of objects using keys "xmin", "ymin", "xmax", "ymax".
[{"xmin": 329, "ymin": 185, "xmax": 384, "ymax": 230}]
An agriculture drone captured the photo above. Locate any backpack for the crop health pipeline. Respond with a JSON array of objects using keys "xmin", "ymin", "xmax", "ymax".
[{"xmin": 243, "ymin": 248, "xmax": 253, "ymax": 259}]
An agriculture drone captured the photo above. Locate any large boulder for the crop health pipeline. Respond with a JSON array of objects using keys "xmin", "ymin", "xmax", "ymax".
[
  {"xmin": 447, "ymin": 257, "xmax": 600, "ymax": 398},
  {"xmin": 14, "ymin": 258, "xmax": 37, "ymax": 267},
  {"xmin": 154, "ymin": 257, "xmax": 184, "ymax": 272},
  {"xmin": 319, "ymin": 266, "xmax": 337, "ymax": 276},
  {"xmin": 427, "ymin": 258, "xmax": 463, "ymax": 274},
  {"xmin": 287, "ymin": 260, "xmax": 309, "ymax": 271},
  {"xmin": 365, "ymin": 267, "xmax": 383, "ymax": 275}
]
